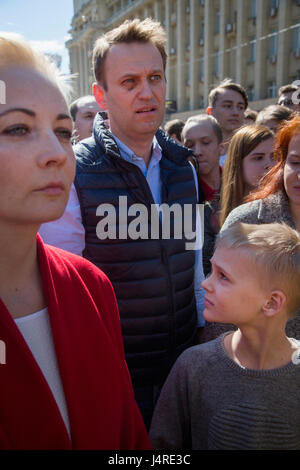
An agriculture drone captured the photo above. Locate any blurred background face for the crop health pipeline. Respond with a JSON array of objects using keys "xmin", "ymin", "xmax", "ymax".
[
  {"xmin": 284, "ymin": 133, "xmax": 300, "ymax": 207},
  {"xmin": 211, "ymin": 89, "xmax": 246, "ymax": 136},
  {"xmin": 0, "ymin": 66, "xmax": 75, "ymax": 227},
  {"xmin": 183, "ymin": 121, "xmax": 222, "ymax": 176},
  {"xmin": 278, "ymin": 91, "xmax": 300, "ymax": 114},
  {"xmin": 242, "ymin": 137, "xmax": 274, "ymax": 193},
  {"xmin": 263, "ymin": 119, "xmax": 280, "ymax": 133},
  {"xmin": 73, "ymin": 98, "xmax": 101, "ymax": 142}
]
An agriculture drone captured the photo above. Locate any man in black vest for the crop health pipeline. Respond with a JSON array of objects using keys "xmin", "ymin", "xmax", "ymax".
[{"xmin": 40, "ymin": 18, "xmax": 205, "ymax": 429}]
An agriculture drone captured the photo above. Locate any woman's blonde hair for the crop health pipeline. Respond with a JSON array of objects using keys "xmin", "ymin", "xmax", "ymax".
[
  {"xmin": 0, "ymin": 32, "xmax": 70, "ymax": 98},
  {"xmin": 219, "ymin": 124, "xmax": 273, "ymax": 226},
  {"xmin": 217, "ymin": 222, "xmax": 300, "ymax": 317}
]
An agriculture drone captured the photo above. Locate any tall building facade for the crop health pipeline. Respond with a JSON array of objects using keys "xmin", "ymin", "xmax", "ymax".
[{"xmin": 67, "ymin": 0, "xmax": 300, "ymax": 119}]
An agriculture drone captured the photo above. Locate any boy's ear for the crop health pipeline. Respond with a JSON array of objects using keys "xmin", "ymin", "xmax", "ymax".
[
  {"xmin": 262, "ymin": 290, "xmax": 286, "ymax": 318},
  {"xmin": 93, "ymin": 82, "xmax": 107, "ymax": 110},
  {"xmin": 206, "ymin": 106, "xmax": 213, "ymax": 115}
]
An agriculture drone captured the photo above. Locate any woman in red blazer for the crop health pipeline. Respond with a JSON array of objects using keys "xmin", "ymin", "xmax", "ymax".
[{"xmin": 0, "ymin": 33, "xmax": 151, "ymax": 450}]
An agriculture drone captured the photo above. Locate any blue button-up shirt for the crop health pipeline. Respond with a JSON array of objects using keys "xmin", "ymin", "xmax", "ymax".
[{"xmin": 113, "ymin": 134, "xmax": 163, "ymax": 205}]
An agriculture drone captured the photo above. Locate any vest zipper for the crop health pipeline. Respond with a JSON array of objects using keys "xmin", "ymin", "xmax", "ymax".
[{"xmin": 123, "ymin": 161, "xmax": 178, "ymax": 368}]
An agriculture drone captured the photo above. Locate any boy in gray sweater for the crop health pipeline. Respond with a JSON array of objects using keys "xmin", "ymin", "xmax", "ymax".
[{"xmin": 150, "ymin": 222, "xmax": 300, "ymax": 450}]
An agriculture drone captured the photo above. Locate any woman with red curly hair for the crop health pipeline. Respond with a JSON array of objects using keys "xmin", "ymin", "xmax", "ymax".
[{"xmin": 202, "ymin": 115, "xmax": 300, "ymax": 343}]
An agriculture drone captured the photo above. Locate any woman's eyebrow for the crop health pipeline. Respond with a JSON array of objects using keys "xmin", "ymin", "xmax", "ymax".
[
  {"xmin": 0, "ymin": 109, "xmax": 72, "ymax": 122},
  {"xmin": 0, "ymin": 107, "xmax": 35, "ymax": 118}
]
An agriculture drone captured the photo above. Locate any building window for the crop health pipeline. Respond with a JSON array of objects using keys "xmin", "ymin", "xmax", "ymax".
[
  {"xmin": 269, "ymin": 31, "xmax": 278, "ymax": 61},
  {"xmin": 215, "ymin": 51, "xmax": 219, "ymax": 77},
  {"xmin": 271, "ymin": 0, "xmax": 279, "ymax": 9},
  {"xmin": 250, "ymin": 0, "xmax": 257, "ymax": 18},
  {"xmin": 248, "ymin": 38, "xmax": 256, "ymax": 63},
  {"xmin": 186, "ymin": 66, "xmax": 190, "ymax": 87},
  {"xmin": 186, "ymin": 25, "xmax": 190, "ymax": 50},
  {"xmin": 293, "ymin": 24, "xmax": 300, "ymax": 52},
  {"xmin": 215, "ymin": 11, "xmax": 220, "ymax": 34},
  {"xmin": 267, "ymin": 81, "xmax": 277, "ymax": 98},
  {"xmin": 200, "ymin": 57, "xmax": 204, "ymax": 82},
  {"xmin": 199, "ymin": 19, "xmax": 205, "ymax": 45},
  {"xmin": 248, "ymin": 86, "xmax": 255, "ymax": 102}
]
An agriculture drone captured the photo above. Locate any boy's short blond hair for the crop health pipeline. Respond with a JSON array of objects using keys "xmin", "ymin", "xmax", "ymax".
[
  {"xmin": 217, "ymin": 222, "xmax": 300, "ymax": 317},
  {"xmin": 0, "ymin": 32, "xmax": 69, "ymax": 98},
  {"xmin": 93, "ymin": 18, "xmax": 167, "ymax": 90}
]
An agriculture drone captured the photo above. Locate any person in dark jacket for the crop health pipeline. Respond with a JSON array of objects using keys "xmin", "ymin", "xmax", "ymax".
[{"xmin": 39, "ymin": 18, "xmax": 206, "ymax": 429}]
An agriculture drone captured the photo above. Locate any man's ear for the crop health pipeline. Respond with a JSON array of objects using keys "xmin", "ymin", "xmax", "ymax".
[
  {"xmin": 262, "ymin": 290, "xmax": 286, "ymax": 318},
  {"xmin": 93, "ymin": 82, "xmax": 107, "ymax": 110},
  {"xmin": 206, "ymin": 106, "xmax": 213, "ymax": 115}
]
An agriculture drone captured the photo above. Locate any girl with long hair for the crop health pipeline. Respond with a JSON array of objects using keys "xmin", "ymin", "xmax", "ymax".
[{"xmin": 220, "ymin": 124, "xmax": 274, "ymax": 227}]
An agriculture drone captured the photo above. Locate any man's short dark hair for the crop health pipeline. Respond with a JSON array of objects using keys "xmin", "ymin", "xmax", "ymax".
[
  {"xmin": 278, "ymin": 84, "xmax": 298, "ymax": 98},
  {"xmin": 69, "ymin": 95, "xmax": 97, "ymax": 122},
  {"xmin": 244, "ymin": 108, "xmax": 258, "ymax": 122},
  {"xmin": 208, "ymin": 78, "xmax": 248, "ymax": 109},
  {"xmin": 256, "ymin": 104, "xmax": 294, "ymax": 125},
  {"xmin": 164, "ymin": 119, "xmax": 185, "ymax": 141}
]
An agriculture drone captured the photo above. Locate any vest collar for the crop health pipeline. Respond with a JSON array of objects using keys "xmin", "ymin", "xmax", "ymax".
[{"xmin": 93, "ymin": 112, "xmax": 193, "ymax": 166}]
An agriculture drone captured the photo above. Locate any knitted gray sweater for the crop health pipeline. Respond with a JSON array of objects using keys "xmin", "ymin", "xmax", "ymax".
[
  {"xmin": 200, "ymin": 191, "xmax": 300, "ymax": 343},
  {"xmin": 150, "ymin": 334, "xmax": 300, "ymax": 450}
]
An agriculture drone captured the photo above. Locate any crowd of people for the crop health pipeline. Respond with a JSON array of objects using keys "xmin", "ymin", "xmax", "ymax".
[{"xmin": 2, "ymin": 16, "xmax": 300, "ymax": 450}]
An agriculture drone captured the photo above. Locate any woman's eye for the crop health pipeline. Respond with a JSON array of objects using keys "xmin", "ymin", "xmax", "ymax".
[
  {"xmin": 56, "ymin": 128, "xmax": 72, "ymax": 140},
  {"xmin": 3, "ymin": 125, "xmax": 29, "ymax": 136}
]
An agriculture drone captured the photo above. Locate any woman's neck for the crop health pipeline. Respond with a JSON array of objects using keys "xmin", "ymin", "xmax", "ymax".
[
  {"xmin": 224, "ymin": 325, "xmax": 297, "ymax": 370},
  {"xmin": 0, "ymin": 224, "xmax": 45, "ymax": 318}
]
